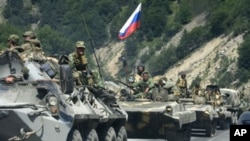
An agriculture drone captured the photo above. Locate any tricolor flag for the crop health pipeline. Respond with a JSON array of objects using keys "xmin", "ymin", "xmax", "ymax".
[{"xmin": 118, "ymin": 3, "xmax": 141, "ymax": 40}]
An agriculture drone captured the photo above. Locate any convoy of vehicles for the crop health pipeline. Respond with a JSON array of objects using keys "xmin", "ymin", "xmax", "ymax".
[{"xmin": 0, "ymin": 50, "xmax": 242, "ymax": 140}]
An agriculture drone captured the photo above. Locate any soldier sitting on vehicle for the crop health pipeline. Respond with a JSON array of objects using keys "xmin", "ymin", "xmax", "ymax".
[
  {"xmin": 206, "ymin": 89, "xmax": 222, "ymax": 107},
  {"xmin": 68, "ymin": 41, "xmax": 105, "ymax": 89},
  {"xmin": 191, "ymin": 82, "xmax": 206, "ymax": 104},
  {"xmin": 131, "ymin": 71, "xmax": 155, "ymax": 99}
]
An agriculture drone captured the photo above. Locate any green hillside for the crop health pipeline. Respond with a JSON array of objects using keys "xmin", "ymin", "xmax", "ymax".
[{"xmin": 1, "ymin": 0, "xmax": 250, "ymax": 87}]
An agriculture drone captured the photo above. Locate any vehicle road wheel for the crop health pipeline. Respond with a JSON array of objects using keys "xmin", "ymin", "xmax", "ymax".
[
  {"xmin": 85, "ymin": 129, "xmax": 99, "ymax": 141},
  {"xmin": 99, "ymin": 127, "xmax": 116, "ymax": 141},
  {"xmin": 67, "ymin": 129, "xmax": 83, "ymax": 141},
  {"xmin": 116, "ymin": 126, "xmax": 127, "ymax": 141},
  {"xmin": 205, "ymin": 121, "xmax": 216, "ymax": 137}
]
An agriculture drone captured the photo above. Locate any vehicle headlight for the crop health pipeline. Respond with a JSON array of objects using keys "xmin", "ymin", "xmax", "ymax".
[
  {"xmin": 48, "ymin": 96, "xmax": 58, "ymax": 106},
  {"xmin": 166, "ymin": 106, "xmax": 173, "ymax": 113},
  {"xmin": 205, "ymin": 108, "xmax": 210, "ymax": 114}
]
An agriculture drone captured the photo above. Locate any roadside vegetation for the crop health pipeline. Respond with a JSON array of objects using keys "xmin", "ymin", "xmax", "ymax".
[{"xmin": 0, "ymin": 0, "xmax": 250, "ymax": 87}]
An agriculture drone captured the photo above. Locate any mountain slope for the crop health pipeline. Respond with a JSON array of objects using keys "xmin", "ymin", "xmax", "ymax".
[{"xmin": 95, "ymin": 12, "xmax": 244, "ymax": 90}]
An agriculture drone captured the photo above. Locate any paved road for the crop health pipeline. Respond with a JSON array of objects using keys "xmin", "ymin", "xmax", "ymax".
[{"xmin": 128, "ymin": 129, "xmax": 229, "ymax": 141}]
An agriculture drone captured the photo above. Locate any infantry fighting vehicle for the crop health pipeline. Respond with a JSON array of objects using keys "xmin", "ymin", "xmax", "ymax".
[
  {"xmin": 180, "ymin": 85, "xmax": 237, "ymax": 137},
  {"xmin": 180, "ymin": 97, "xmax": 219, "ymax": 137},
  {"xmin": 0, "ymin": 50, "xmax": 127, "ymax": 141},
  {"xmin": 106, "ymin": 80, "xmax": 196, "ymax": 141}
]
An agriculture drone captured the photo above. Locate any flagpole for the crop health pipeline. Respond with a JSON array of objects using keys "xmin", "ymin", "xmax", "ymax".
[{"xmin": 118, "ymin": 3, "xmax": 142, "ymax": 83}]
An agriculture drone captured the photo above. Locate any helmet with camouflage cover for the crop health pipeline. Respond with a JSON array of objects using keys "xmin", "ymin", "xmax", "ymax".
[
  {"xmin": 75, "ymin": 41, "xmax": 85, "ymax": 48},
  {"xmin": 23, "ymin": 31, "xmax": 36, "ymax": 39},
  {"xmin": 8, "ymin": 34, "xmax": 19, "ymax": 45}
]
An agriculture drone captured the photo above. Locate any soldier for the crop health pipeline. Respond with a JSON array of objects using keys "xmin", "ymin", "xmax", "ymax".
[
  {"xmin": 191, "ymin": 82, "xmax": 206, "ymax": 104},
  {"xmin": 206, "ymin": 89, "xmax": 222, "ymax": 107},
  {"xmin": 20, "ymin": 31, "xmax": 45, "ymax": 61},
  {"xmin": 7, "ymin": 34, "xmax": 19, "ymax": 49},
  {"xmin": 176, "ymin": 73, "xmax": 188, "ymax": 98},
  {"xmin": 134, "ymin": 64, "xmax": 145, "ymax": 82},
  {"xmin": 0, "ymin": 34, "xmax": 20, "ymax": 54},
  {"xmin": 68, "ymin": 41, "xmax": 98, "ymax": 87},
  {"xmin": 21, "ymin": 31, "xmax": 36, "ymax": 52},
  {"xmin": 191, "ymin": 82, "xmax": 205, "ymax": 98},
  {"xmin": 132, "ymin": 71, "xmax": 155, "ymax": 99}
]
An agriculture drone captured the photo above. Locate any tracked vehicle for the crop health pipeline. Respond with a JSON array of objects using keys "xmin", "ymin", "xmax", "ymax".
[
  {"xmin": 0, "ymin": 50, "xmax": 127, "ymax": 141},
  {"xmin": 106, "ymin": 80, "xmax": 196, "ymax": 141}
]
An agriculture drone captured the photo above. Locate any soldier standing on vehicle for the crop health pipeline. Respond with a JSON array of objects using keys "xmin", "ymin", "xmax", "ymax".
[
  {"xmin": 132, "ymin": 71, "xmax": 155, "ymax": 99},
  {"xmin": 176, "ymin": 73, "xmax": 188, "ymax": 98}
]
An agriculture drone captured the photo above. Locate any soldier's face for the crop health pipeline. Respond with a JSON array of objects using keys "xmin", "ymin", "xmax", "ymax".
[
  {"xmin": 77, "ymin": 48, "xmax": 85, "ymax": 55},
  {"xmin": 143, "ymin": 74, "xmax": 149, "ymax": 81},
  {"xmin": 138, "ymin": 66, "xmax": 144, "ymax": 72}
]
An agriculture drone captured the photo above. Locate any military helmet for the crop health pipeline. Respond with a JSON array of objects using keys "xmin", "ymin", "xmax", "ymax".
[
  {"xmin": 75, "ymin": 41, "xmax": 85, "ymax": 48},
  {"xmin": 137, "ymin": 64, "xmax": 145, "ymax": 71},
  {"xmin": 23, "ymin": 31, "xmax": 36, "ymax": 39},
  {"xmin": 8, "ymin": 34, "xmax": 19, "ymax": 44}
]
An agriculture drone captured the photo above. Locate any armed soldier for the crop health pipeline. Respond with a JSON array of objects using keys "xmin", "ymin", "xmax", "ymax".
[
  {"xmin": 176, "ymin": 73, "xmax": 188, "ymax": 98},
  {"xmin": 132, "ymin": 71, "xmax": 155, "ymax": 99},
  {"xmin": 68, "ymin": 41, "xmax": 104, "ymax": 88}
]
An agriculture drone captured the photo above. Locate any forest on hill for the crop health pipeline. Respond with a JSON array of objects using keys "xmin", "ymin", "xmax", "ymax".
[{"xmin": 0, "ymin": 0, "xmax": 250, "ymax": 87}]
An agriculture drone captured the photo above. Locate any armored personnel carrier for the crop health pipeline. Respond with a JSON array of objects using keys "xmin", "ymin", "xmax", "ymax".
[
  {"xmin": 106, "ymin": 80, "xmax": 196, "ymax": 141},
  {"xmin": 180, "ymin": 97, "xmax": 219, "ymax": 137},
  {"xmin": 0, "ymin": 51, "xmax": 127, "ymax": 141},
  {"xmin": 205, "ymin": 85, "xmax": 239, "ymax": 127}
]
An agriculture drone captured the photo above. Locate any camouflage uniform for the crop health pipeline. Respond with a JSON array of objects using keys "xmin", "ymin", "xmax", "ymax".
[
  {"xmin": 134, "ymin": 65, "xmax": 145, "ymax": 82},
  {"xmin": 21, "ymin": 31, "xmax": 36, "ymax": 52},
  {"xmin": 191, "ymin": 83, "xmax": 206, "ymax": 104},
  {"xmin": 176, "ymin": 74, "xmax": 188, "ymax": 98},
  {"xmin": 206, "ymin": 90, "xmax": 222, "ymax": 107},
  {"xmin": 191, "ymin": 83, "xmax": 205, "ymax": 98},
  {"xmin": 1, "ymin": 34, "xmax": 30, "ymax": 80},
  {"xmin": 1, "ymin": 34, "xmax": 21, "ymax": 53},
  {"xmin": 20, "ymin": 31, "xmax": 45, "ymax": 61},
  {"xmin": 68, "ymin": 41, "xmax": 104, "ymax": 87},
  {"xmin": 132, "ymin": 72, "xmax": 154, "ymax": 99}
]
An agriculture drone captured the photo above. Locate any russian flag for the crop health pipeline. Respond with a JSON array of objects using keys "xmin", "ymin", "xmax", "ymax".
[{"xmin": 118, "ymin": 3, "xmax": 141, "ymax": 40}]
